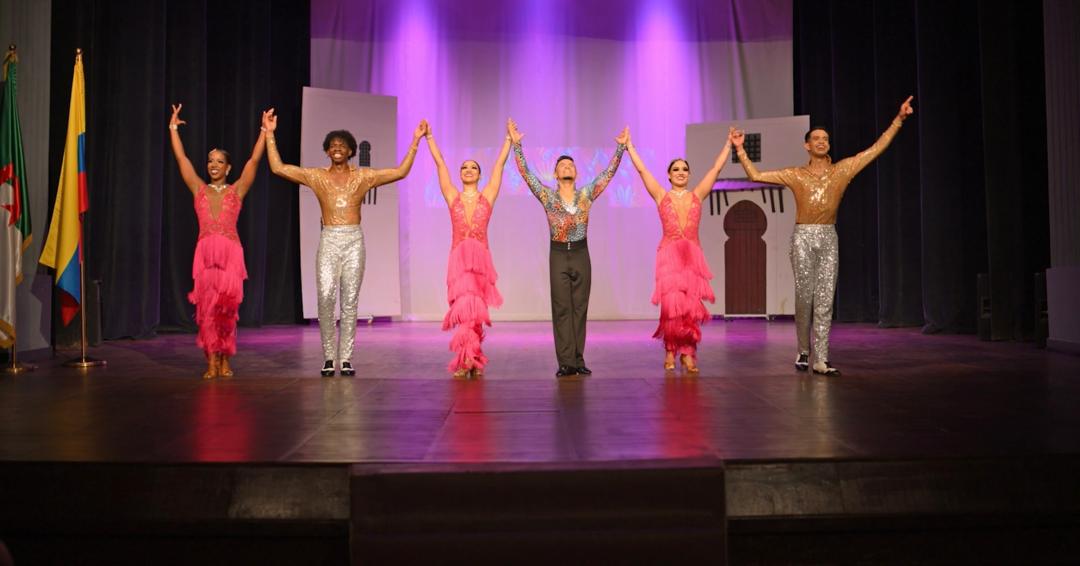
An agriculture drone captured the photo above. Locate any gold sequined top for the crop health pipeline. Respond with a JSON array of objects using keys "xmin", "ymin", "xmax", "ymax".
[
  {"xmin": 737, "ymin": 118, "xmax": 903, "ymax": 224},
  {"xmin": 266, "ymin": 133, "xmax": 415, "ymax": 225}
]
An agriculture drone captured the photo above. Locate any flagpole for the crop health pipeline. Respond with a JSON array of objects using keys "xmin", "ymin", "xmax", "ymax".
[
  {"xmin": 4, "ymin": 344, "xmax": 35, "ymax": 374},
  {"xmin": 62, "ymin": 48, "xmax": 103, "ymax": 369},
  {"xmin": 64, "ymin": 243, "xmax": 102, "ymax": 368},
  {"xmin": 2, "ymin": 45, "xmax": 34, "ymax": 374}
]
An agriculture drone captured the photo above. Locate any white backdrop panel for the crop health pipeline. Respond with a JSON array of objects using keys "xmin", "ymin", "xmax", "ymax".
[{"xmin": 687, "ymin": 116, "xmax": 810, "ymax": 315}]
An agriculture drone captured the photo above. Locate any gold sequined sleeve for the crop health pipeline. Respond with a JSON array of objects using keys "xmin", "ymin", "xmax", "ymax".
[
  {"xmin": 736, "ymin": 148, "xmax": 795, "ymax": 186},
  {"xmin": 266, "ymin": 133, "xmax": 310, "ymax": 186},
  {"xmin": 835, "ymin": 117, "xmax": 904, "ymax": 179}
]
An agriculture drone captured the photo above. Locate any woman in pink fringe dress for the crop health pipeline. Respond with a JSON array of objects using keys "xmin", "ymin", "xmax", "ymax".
[
  {"xmin": 625, "ymin": 128, "xmax": 733, "ymax": 373},
  {"xmin": 424, "ymin": 122, "xmax": 511, "ymax": 378},
  {"xmin": 168, "ymin": 104, "xmax": 269, "ymax": 379}
]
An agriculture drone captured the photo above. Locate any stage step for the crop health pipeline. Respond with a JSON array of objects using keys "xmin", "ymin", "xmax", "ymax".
[
  {"xmin": 0, "ymin": 463, "xmax": 350, "ymax": 565},
  {"xmin": 349, "ymin": 458, "xmax": 728, "ymax": 565},
  {"xmin": 726, "ymin": 456, "xmax": 1080, "ymax": 563},
  {"xmin": 3, "ymin": 457, "xmax": 1080, "ymax": 564}
]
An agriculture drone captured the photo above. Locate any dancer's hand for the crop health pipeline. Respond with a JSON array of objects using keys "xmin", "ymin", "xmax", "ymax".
[
  {"xmin": 730, "ymin": 127, "xmax": 745, "ymax": 149},
  {"xmin": 169, "ymin": 104, "xmax": 186, "ymax": 129},
  {"xmin": 507, "ymin": 118, "xmax": 524, "ymax": 143},
  {"xmin": 261, "ymin": 108, "xmax": 275, "ymax": 132},
  {"xmin": 615, "ymin": 126, "xmax": 629, "ymax": 146},
  {"xmin": 898, "ymin": 95, "xmax": 915, "ymax": 121}
]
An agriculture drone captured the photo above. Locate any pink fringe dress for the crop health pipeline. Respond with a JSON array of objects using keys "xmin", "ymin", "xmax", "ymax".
[
  {"xmin": 188, "ymin": 184, "xmax": 247, "ymax": 357},
  {"xmin": 443, "ymin": 193, "xmax": 503, "ymax": 372},
  {"xmin": 652, "ymin": 192, "xmax": 715, "ymax": 356}
]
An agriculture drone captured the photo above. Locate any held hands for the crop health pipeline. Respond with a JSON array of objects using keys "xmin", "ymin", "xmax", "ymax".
[
  {"xmin": 413, "ymin": 120, "xmax": 430, "ymax": 140},
  {"xmin": 507, "ymin": 118, "xmax": 523, "ymax": 144},
  {"xmin": 898, "ymin": 95, "xmax": 915, "ymax": 121},
  {"xmin": 169, "ymin": 104, "xmax": 186, "ymax": 130},
  {"xmin": 730, "ymin": 126, "xmax": 745, "ymax": 149},
  {"xmin": 263, "ymin": 108, "xmax": 278, "ymax": 132},
  {"xmin": 615, "ymin": 126, "xmax": 630, "ymax": 146},
  {"xmin": 261, "ymin": 108, "xmax": 275, "ymax": 132}
]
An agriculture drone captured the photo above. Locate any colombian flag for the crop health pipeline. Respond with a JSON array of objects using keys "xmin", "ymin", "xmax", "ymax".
[{"xmin": 39, "ymin": 51, "xmax": 88, "ymax": 326}]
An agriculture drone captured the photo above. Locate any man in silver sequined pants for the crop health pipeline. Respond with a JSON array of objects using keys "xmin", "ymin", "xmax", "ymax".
[{"xmin": 317, "ymin": 225, "xmax": 366, "ymax": 374}]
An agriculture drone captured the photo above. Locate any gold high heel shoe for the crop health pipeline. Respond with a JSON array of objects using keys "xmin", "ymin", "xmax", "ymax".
[
  {"xmin": 202, "ymin": 353, "xmax": 219, "ymax": 380},
  {"xmin": 664, "ymin": 352, "xmax": 676, "ymax": 371},
  {"xmin": 680, "ymin": 354, "xmax": 699, "ymax": 373},
  {"xmin": 452, "ymin": 368, "xmax": 470, "ymax": 379},
  {"xmin": 219, "ymin": 355, "xmax": 234, "ymax": 378}
]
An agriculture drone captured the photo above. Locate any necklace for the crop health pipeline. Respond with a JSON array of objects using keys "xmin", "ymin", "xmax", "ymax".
[
  {"xmin": 209, "ymin": 183, "xmax": 227, "ymax": 193},
  {"xmin": 670, "ymin": 188, "xmax": 689, "ymax": 198},
  {"xmin": 461, "ymin": 190, "xmax": 480, "ymax": 199}
]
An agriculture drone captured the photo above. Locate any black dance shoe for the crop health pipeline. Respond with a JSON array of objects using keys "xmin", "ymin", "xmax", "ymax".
[
  {"xmin": 321, "ymin": 360, "xmax": 335, "ymax": 377},
  {"xmin": 340, "ymin": 361, "xmax": 355, "ymax": 377},
  {"xmin": 812, "ymin": 361, "xmax": 841, "ymax": 376},
  {"xmin": 556, "ymin": 365, "xmax": 578, "ymax": 378},
  {"xmin": 575, "ymin": 366, "xmax": 592, "ymax": 375},
  {"xmin": 795, "ymin": 353, "xmax": 809, "ymax": 372}
]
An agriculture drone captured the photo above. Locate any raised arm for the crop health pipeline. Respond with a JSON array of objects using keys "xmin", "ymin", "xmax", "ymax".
[
  {"xmin": 371, "ymin": 120, "xmax": 427, "ymax": 187},
  {"xmin": 167, "ymin": 104, "xmax": 203, "ymax": 195},
  {"xmin": 482, "ymin": 127, "xmax": 513, "ymax": 205},
  {"xmin": 425, "ymin": 125, "xmax": 458, "ymax": 205},
  {"xmin": 691, "ymin": 132, "xmax": 732, "ymax": 201},
  {"xmin": 836, "ymin": 95, "xmax": 914, "ymax": 177},
  {"xmin": 624, "ymin": 130, "xmax": 665, "ymax": 205},
  {"xmin": 508, "ymin": 118, "xmax": 549, "ymax": 204},
  {"xmin": 732, "ymin": 127, "xmax": 792, "ymax": 186},
  {"xmin": 234, "ymin": 109, "xmax": 271, "ymax": 199},
  {"xmin": 585, "ymin": 126, "xmax": 628, "ymax": 202},
  {"xmin": 263, "ymin": 110, "xmax": 310, "ymax": 186}
]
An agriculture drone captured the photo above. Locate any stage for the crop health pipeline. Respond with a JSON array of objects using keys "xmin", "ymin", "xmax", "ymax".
[
  {"xmin": 4, "ymin": 319, "xmax": 1080, "ymax": 463},
  {"xmin": 2, "ymin": 320, "xmax": 1080, "ymax": 564}
]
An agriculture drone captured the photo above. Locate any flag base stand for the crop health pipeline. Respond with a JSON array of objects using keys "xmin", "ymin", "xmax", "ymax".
[
  {"xmin": 64, "ymin": 356, "xmax": 106, "ymax": 368},
  {"xmin": 3, "ymin": 361, "xmax": 36, "ymax": 374}
]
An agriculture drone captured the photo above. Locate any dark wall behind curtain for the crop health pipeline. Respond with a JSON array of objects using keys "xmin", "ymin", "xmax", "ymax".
[
  {"xmin": 793, "ymin": 0, "xmax": 1049, "ymax": 339},
  {"xmin": 48, "ymin": 0, "xmax": 309, "ymax": 339}
]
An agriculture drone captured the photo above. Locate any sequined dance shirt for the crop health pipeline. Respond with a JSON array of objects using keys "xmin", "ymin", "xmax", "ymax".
[
  {"xmin": 275, "ymin": 164, "xmax": 397, "ymax": 225},
  {"xmin": 513, "ymin": 142, "xmax": 626, "ymax": 242},
  {"xmin": 737, "ymin": 118, "xmax": 903, "ymax": 224}
]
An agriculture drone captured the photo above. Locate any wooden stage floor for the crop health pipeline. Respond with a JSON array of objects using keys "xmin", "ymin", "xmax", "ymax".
[{"xmin": 4, "ymin": 319, "xmax": 1079, "ymax": 465}]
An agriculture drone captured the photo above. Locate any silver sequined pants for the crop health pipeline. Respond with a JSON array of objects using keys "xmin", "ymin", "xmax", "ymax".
[
  {"xmin": 317, "ymin": 225, "xmax": 366, "ymax": 364},
  {"xmin": 790, "ymin": 224, "xmax": 838, "ymax": 365}
]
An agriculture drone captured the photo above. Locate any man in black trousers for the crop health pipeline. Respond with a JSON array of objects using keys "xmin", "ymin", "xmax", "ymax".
[{"xmin": 508, "ymin": 118, "xmax": 627, "ymax": 377}]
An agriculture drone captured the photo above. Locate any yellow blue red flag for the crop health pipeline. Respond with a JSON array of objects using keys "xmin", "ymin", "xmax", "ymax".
[{"xmin": 39, "ymin": 51, "xmax": 88, "ymax": 326}]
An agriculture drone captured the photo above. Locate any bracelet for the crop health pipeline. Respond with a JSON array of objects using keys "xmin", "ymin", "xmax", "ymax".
[
  {"xmin": 260, "ymin": 126, "xmax": 268, "ymax": 132},
  {"xmin": 169, "ymin": 124, "xmax": 178, "ymax": 131}
]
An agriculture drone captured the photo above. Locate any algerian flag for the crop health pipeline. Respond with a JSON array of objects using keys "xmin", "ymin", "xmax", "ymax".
[{"xmin": 1, "ymin": 50, "xmax": 32, "ymax": 347}]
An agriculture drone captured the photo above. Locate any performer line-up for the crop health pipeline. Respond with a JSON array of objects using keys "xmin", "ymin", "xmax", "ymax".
[{"xmin": 167, "ymin": 96, "xmax": 913, "ymax": 380}]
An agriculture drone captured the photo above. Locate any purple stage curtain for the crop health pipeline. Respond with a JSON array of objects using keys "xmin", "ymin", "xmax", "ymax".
[{"xmin": 310, "ymin": 0, "xmax": 792, "ymax": 321}]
